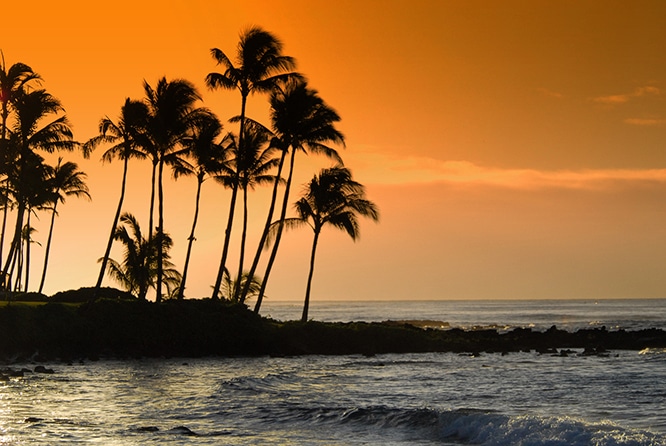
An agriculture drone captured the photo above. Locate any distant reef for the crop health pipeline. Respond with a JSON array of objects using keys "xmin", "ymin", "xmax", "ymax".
[{"xmin": 1, "ymin": 289, "xmax": 665, "ymax": 361}]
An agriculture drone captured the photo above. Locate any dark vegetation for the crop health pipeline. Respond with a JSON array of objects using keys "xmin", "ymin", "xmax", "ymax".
[{"xmin": 1, "ymin": 289, "xmax": 664, "ymax": 362}]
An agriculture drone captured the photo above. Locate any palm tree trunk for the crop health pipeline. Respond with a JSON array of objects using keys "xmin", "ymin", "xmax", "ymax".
[
  {"xmin": 156, "ymin": 158, "xmax": 165, "ymax": 303},
  {"xmin": 210, "ymin": 182, "xmax": 239, "ymax": 299},
  {"xmin": 233, "ymin": 185, "xmax": 249, "ymax": 303},
  {"xmin": 177, "ymin": 175, "xmax": 203, "ymax": 300},
  {"xmin": 148, "ymin": 159, "xmax": 157, "ymax": 244},
  {"xmin": 23, "ymin": 211, "xmax": 31, "ymax": 293},
  {"xmin": 93, "ymin": 157, "xmax": 129, "ymax": 299},
  {"xmin": 244, "ymin": 150, "xmax": 287, "ymax": 310},
  {"xmin": 301, "ymin": 229, "xmax": 320, "ymax": 322},
  {"xmin": 2, "ymin": 203, "xmax": 25, "ymax": 282},
  {"xmin": 38, "ymin": 201, "xmax": 58, "ymax": 294},
  {"xmin": 255, "ymin": 147, "xmax": 297, "ymax": 312},
  {"xmin": 13, "ymin": 234, "xmax": 22, "ymax": 292},
  {"xmin": 0, "ymin": 190, "xmax": 9, "ymax": 279}
]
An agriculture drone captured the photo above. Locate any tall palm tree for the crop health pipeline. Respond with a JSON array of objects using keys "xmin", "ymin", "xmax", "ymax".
[
  {"xmin": 102, "ymin": 212, "xmax": 180, "ymax": 300},
  {"xmin": 244, "ymin": 81, "xmax": 345, "ymax": 312},
  {"xmin": 37, "ymin": 158, "xmax": 90, "ymax": 294},
  {"xmin": 232, "ymin": 120, "xmax": 280, "ymax": 303},
  {"xmin": 206, "ymin": 27, "xmax": 300, "ymax": 299},
  {"xmin": 206, "ymin": 26, "xmax": 300, "ymax": 180},
  {"xmin": 142, "ymin": 77, "xmax": 206, "ymax": 302},
  {"xmin": 7, "ymin": 153, "xmax": 51, "ymax": 292},
  {"xmin": 209, "ymin": 131, "xmax": 241, "ymax": 300},
  {"xmin": 1, "ymin": 88, "xmax": 77, "ymax": 283},
  {"xmin": 0, "ymin": 58, "xmax": 41, "ymax": 274},
  {"xmin": 84, "ymin": 98, "xmax": 149, "ymax": 298},
  {"xmin": 274, "ymin": 166, "xmax": 379, "ymax": 321},
  {"xmin": 172, "ymin": 113, "xmax": 225, "ymax": 299}
]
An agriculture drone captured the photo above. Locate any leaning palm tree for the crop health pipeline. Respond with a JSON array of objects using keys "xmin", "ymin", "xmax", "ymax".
[
  {"xmin": 84, "ymin": 98, "xmax": 149, "ymax": 298},
  {"xmin": 37, "ymin": 158, "xmax": 90, "ymax": 294},
  {"xmin": 102, "ymin": 212, "xmax": 181, "ymax": 300},
  {"xmin": 244, "ymin": 81, "xmax": 345, "ymax": 312},
  {"xmin": 274, "ymin": 166, "xmax": 379, "ymax": 321},
  {"xmin": 142, "ymin": 77, "xmax": 207, "ymax": 302},
  {"xmin": 172, "ymin": 113, "xmax": 225, "ymax": 299}
]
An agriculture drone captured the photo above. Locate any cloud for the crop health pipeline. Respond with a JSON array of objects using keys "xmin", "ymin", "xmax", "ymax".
[
  {"xmin": 592, "ymin": 85, "xmax": 661, "ymax": 105},
  {"xmin": 346, "ymin": 149, "xmax": 666, "ymax": 190},
  {"xmin": 624, "ymin": 117, "xmax": 666, "ymax": 126},
  {"xmin": 535, "ymin": 88, "xmax": 563, "ymax": 99}
]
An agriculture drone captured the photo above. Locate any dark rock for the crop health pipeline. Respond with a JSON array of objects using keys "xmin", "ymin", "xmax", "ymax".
[
  {"xmin": 34, "ymin": 365, "xmax": 54, "ymax": 374},
  {"xmin": 167, "ymin": 426, "xmax": 197, "ymax": 436}
]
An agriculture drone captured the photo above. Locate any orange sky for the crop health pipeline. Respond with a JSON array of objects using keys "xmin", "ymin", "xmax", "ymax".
[{"xmin": 2, "ymin": 0, "xmax": 666, "ymax": 302}]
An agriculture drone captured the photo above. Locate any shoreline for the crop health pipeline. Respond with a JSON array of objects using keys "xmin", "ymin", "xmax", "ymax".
[{"xmin": 2, "ymin": 297, "xmax": 666, "ymax": 362}]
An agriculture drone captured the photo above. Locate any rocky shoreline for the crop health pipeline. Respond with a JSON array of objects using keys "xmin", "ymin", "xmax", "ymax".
[{"xmin": 1, "ymin": 298, "xmax": 665, "ymax": 362}]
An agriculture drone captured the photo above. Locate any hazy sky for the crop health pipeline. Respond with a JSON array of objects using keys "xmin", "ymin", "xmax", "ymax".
[{"xmin": 2, "ymin": 0, "xmax": 666, "ymax": 302}]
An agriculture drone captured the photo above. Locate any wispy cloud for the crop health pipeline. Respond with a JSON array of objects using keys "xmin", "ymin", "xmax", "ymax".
[
  {"xmin": 347, "ymin": 150, "xmax": 666, "ymax": 189},
  {"xmin": 592, "ymin": 86, "xmax": 661, "ymax": 105},
  {"xmin": 624, "ymin": 117, "xmax": 666, "ymax": 126},
  {"xmin": 535, "ymin": 87, "xmax": 563, "ymax": 99}
]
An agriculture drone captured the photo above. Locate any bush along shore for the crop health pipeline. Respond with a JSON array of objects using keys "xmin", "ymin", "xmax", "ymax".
[{"xmin": 1, "ymin": 290, "xmax": 666, "ymax": 362}]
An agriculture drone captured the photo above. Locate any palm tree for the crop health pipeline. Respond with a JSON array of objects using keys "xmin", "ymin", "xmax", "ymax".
[
  {"xmin": 142, "ymin": 77, "xmax": 207, "ymax": 302},
  {"xmin": 102, "ymin": 212, "xmax": 180, "ymax": 300},
  {"xmin": 84, "ymin": 98, "xmax": 149, "ymax": 298},
  {"xmin": 206, "ymin": 26, "xmax": 300, "ymax": 179},
  {"xmin": 208, "ymin": 131, "xmax": 241, "ymax": 300},
  {"xmin": 7, "ymin": 153, "xmax": 51, "ymax": 292},
  {"xmin": 275, "ymin": 166, "xmax": 379, "ymax": 321},
  {"xmin": 220, "ymin": 270, "xmax": 263, "ymax": 304},
  {"xmin": 1, "ymin": 88, "xmax": 77, "ymax": 283},
  {"xmin": 206, "ymin": 27, "xmax": 300, "ymax": 299},
  {"xmin": 232, "ymin": 120, "xmax": 280, "ymax": 302},
  {"xmin": 244, "ymin": 81, "xmax": 345, "ymax": 312},
  {"xmin": 0, "ymin": 57, "xmax": 41, "ymax": 273},
  {"xmin": 37, "ymin": 158, "xmax": 90, "ymax": 294},
  {"xmin": 172, "ymin": 113, "xmax": 225, "ymax": 299}
]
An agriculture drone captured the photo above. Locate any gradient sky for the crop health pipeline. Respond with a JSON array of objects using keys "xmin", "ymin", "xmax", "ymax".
[{"xmin": 2, "ymin": 0, "xmax": 666, "ymax": 302}]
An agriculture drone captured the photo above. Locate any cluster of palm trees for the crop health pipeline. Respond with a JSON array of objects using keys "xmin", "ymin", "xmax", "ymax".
[
  {"xmin": 0, "ymin": 56, "xmax": 90, "ymax": 296},
  {"xmin": 2, "ymin": 28, "xmax": 379, "ymax": 319}
]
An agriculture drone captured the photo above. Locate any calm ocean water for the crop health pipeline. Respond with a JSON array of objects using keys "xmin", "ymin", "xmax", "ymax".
[{"xmin": 1, "ymin": 299, "xmax": 665, "ymax": 445}]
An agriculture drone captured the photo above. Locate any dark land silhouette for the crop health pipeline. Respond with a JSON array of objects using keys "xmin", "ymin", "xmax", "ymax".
[{"xmin": 1, "ymin": 289, "xmax": 665, "ymax": 362}]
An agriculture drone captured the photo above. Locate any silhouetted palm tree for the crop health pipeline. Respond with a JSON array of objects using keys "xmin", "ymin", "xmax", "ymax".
[
  {"xmin": 142, "ymin": 77, "xmax": 207, "ymax": 302},
  {"xmin": 84, "ymin": 98, "xmax": 149, "ymax": 298},
  {"xmin": 274, "ymin": 166, "xmax": 378, "ymax": 321},
  {"xmin": 220, "ymin": 270, "xmax": 262, "ymax": 304},
  {"xmin": 103, "ymin": 212, "xmax": 180, "ymax": 300},
  {"xmin": 0, "ymin": 58, "xmax": 40, "ymax": 274},
  {"xmin": 37, "ymin": 158, "xmax": 90, "ymax": 294},
  {"xmin": 206, "ymin": 26, "xmax": 300, "ymax": 177},
  {"xmin": 232, "ymin": 120, "xmax": 280, "ymax": 302},
  {"xmin": 206, "ymin": 27, "xmax": 300, "ymax": 299},
  {"xmin": 245, "ymin": 81, "xmax": 344, "ymax": 312},
  {"xmin": 172, "ymin": 113, "xmax": 225, "ymax": 299},
  {"xmin": 1, "ymin": 88, "xmax": 77, "ymax": 283},
  {"xmin": 209, "ymin": 131, "xmax": 241, "ymax": 300},
  {"xmin": 7, "ymin": 153, "xmax": 51, "ymax": 292}
]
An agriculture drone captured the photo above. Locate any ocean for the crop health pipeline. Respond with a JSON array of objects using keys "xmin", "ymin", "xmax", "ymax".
[{"xmin": 1, "ymin": 299, "xmax": 665, "ymax": 445}]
